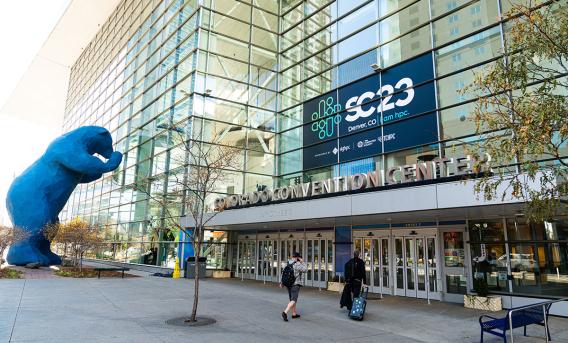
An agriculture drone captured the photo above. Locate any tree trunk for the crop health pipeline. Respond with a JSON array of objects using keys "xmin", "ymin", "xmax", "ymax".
[{"xmin": 190, "ymin": 249, "xmax": 200, "ymax": 322}]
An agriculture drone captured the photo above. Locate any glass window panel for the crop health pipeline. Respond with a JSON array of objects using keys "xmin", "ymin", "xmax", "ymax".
[
  {"xmin": 338, "ymin": 2, "xmax": 378, "ymax": 39},
  {"xmin": 379, "ymin": 0, "xmax": 428, "ymax": 42},
  {"xmin": 380, "ymin": 25, "xmax": 431, "ymax": 68},
  {"xmin": 338, "ymin": 0, "xmax": 367, "ymax": 17},
  {"xmin": 279, "ymin": 127, "xmax": 302, "ymax": 153},
  {"xmin": 246, "ymin": 150, "xmax": 275, "ymax": 174},
  {"xmin": 244, "ymin": 173, "xmax": 273, "ymax": 192},
  {"xmin": 281, "ymin": 64, "xmax": 302, "ymax": 89},
  {"xmin": 437, "ymin": 61, "xmax": 496, "ymax": 108},
  {"xmin": 443, "ymin": 232, "xmax": 465, "ymax": 267},
  {"xmin": 379, "ymin": 0, "xmax": 416, "ymax": 17},
  {"xmin": 509, "ymin": 244, "xmax": 539, "ymax": 293},
  {"xmin": 536, "ymin": 243, "xmax": 568, "ymax": 297},
  {"xmin": 281, "ymin": 2, "xmax": 302, "ymax": 29},
  {"xmin": 249, "ymin": 86, "xmax": 277, "ymax": 111},
  {"xmin": 500, "ymin": 0, "xmax": 547, "ymax": 14},
  {"xmin": 247, "ymin": 127, "xmax": 275, "ymax": 153},
  {"xmin": 384, "ymin": 144, "xmax": 439, "ymax": 178},
  {"xmin": 205, "ymin": 75, "xmax": 249, "ymax": 104},
  {"xmin": 207, "ymin": 54, "xmax": 249, "ymax": 83},
  {"xmin": 338, "ymin": 49, "xmax": 378, "ymax": 86},
  {"xmin": 303, "ymin": 71, "xmax": 333, "ymax": 99},
  {"xmin": 279, "ymin": 105, "xmax": 302, "ymax": 132},
  {"xmin": 432, "ymin": 0, "xmax": 500, "ymax": 47},
  {"xmin": 280, "ymin": 44, "xmax": 303, "ymax": 70},
  {"xmin": 507, "ymin": 219, "xmax": 533, "ymax": 241},
  {"xmin": 430, "ymin": 0, "xmax": 470, "ymax": 17},
  {"xmin": 435, "ymin": 27, "xmax": 502, "ymax": 77},
  {"xmin": 439, "ymin": 102, "xmax": 477, "ymax": 140},
  {"xmin": 254, "ymin": 0, "xmax": 278, "ymax": 14},
  {"xmin": 253, "ymin": 8, "xmax": 278, "ymax": 31},
  {"xmin": 303, "ymin": 165, "xmax": 333, "ymax": 181},
  {"xmin": 338, "ymin": 25, "xmax": 378, "ymax": 62},
  {"xmin": 471, "ymin": 243, "xmax": 508, "ymax": 292},
  {"xmin": 539, "ymin": 219, "xmax": 568, "ymax": 241},
  {"xmin": 469, "ymin": 219, "xmax": 505, "ymax": 242},
  {"xmin": 249, "ymin": 107, "xmax": 276, "ymax": 132},
  {"xmin": 213, "ymin": 15, "xmax": 249, "ymax": 41},
  {"xmin": 304, "ymin": 48, "xmax": 334, "ymax": 77},
  {"xmin": 201, "ymin": 119, "xmax": 247, "ymax": 147},
  {"xmin": 251, "ymin": 45, "xmax": 278, "ymax": 70},
  {"xmin": 250, "ymin": 65, "xmax": 277, "ymax": 91},
  {"xmin": 208, "ymin": 32, "xmax": 250, "ymax": 63},
  {"xmin": 305, "ymin": 28, "xmax": 334, "ymax": 55},
  {"xmin": 252, "ymin": 27, "xmax": 278, "ymax": 51},
  {"xmin": 281, "ymin": 24, "xmax": 303, "ymax": 51},
  {"xmin": 305, "ymin": 3, "xmax": 336, "ymax": 37}
]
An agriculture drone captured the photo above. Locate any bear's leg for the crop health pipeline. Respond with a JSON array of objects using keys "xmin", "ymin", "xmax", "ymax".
[
  {"xmin": 37, "ymin": 234, "xmax": 61, "ymax": 265},
  {"xmin": 6, "ymin": 235, "xmax": 51, "ymax": 266}
]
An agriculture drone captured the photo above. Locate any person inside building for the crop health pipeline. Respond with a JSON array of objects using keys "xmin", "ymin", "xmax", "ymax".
[
  {"xmin": 279, "ymin": 251, "xmax": 307, "ymax": 322},
  {"xmin": 344, "ymin": 249, "xmax": 367, "ymax": 307}
]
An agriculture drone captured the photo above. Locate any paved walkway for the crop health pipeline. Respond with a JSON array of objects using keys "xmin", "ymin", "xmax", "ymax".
[{"xmin": 1, "ymin": 276, "xmax": 567, "ymax": 343}]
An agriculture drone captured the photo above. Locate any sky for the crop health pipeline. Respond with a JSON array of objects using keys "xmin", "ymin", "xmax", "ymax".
[{"xmin": 0, "ymin": 0, "xmax": 70, "ymax": 226}]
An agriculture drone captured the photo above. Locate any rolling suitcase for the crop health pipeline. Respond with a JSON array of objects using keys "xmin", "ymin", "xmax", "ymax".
[{"xmin": 349, "ymin": 286, "xmax": 369, "ymax": 321}]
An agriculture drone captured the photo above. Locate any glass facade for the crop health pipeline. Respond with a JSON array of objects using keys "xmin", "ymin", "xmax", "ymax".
[{"xmin": 62, "ymin": 0, "xmax": 566, "ymax": 292}]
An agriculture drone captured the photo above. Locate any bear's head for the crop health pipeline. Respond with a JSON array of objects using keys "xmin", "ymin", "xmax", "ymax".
[{"xmin": 55, "ymin": 126, "xmax": 115, "ymax": 159}]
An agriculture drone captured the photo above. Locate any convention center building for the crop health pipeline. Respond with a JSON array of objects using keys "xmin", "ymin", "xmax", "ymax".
[{"xmin": 60, "ymin": 0, "xmax": 567, "ymax": 313}]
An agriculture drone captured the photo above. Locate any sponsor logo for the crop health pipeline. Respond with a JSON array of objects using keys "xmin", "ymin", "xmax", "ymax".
[
  {"xmin": 356, "ymin": 139, "xmax": 377, "ymax": 148},
  {"xmin": 311, "ymin": 96, "xmax": 342, "ymax": 140},
  {"xmin": 332, "ymin": 147, "xmax": 339, "ymax": 155},
  {"xmin": 378, "ymin": 133, "xmax": 396, "ymax": 142}
]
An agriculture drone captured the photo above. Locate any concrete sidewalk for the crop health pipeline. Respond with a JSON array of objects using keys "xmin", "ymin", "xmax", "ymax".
[{"xmin": 1, "ymin": 276, "xmax": 567, "ymax": 343}]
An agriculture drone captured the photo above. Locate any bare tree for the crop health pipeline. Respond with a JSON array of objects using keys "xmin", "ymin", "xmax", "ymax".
[
  {"xmin": 135, "ymin": 122, "xmax": 241, "ymax": 322},
  {"xmin": 47, "ymin": 218, "xmax": 105, "ymax": 273},
  {"xmin": 0, "ymin": 226, "xmax": 29, "ymax": 265}
]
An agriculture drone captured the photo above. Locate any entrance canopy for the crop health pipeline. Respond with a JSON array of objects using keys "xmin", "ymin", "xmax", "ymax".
[{"xmin": 181, "ymin": 177, "xmax": 537, "ymax": 230}]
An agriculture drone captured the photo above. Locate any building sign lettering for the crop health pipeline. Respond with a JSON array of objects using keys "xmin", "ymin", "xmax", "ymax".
[{"xmin": 214, "ymin": 154, "xmax": 491, "ymax": 211}]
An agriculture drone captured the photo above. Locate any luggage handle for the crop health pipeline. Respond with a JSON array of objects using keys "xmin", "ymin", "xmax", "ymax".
[{"xmin": 360, "ymin": 285, "xmax": 369, "ymax": 299}]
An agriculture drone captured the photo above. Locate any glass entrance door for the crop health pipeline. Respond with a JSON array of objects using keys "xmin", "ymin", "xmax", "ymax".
[
  {"xmin": 306, "ymin": 236, "xmax": 333, "ymax": 288},
  {"xmin": 354, "ymin": 237, "xmax": 389, "ymax": 294},
  {"xmin": 281, "ymin": 238, "xmax": 304, "ymax": 264},
  {"xmin": 395, "ymin": 236, "xmax": 439, "ymax": 299},
  {"xmin": 237, "ymin": 240, "xmax": 256, "ymax": 279},
  {"xmin": 257, "ymin": 239, "xmax": 278, "ymax": 282}
]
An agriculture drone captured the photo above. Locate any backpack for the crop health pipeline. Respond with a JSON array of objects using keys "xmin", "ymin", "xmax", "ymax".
[{"xmin": 281, "ymin": 262, "xmax": 296, "ymax": 287}]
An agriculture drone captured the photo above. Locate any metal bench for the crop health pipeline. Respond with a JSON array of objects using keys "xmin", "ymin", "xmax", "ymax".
[
  {"xmin": 478, "ymin": 298, "xmax": 567, "ymax": 343},
  {"xmin": 93, "ymin": 267, "xmax": 129, "ymax": 279}
]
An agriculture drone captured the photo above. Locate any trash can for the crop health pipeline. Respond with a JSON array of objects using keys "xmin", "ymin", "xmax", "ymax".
[{"xmin": 185, "ymin": 257, "xmax": 207, "ymax": 279}]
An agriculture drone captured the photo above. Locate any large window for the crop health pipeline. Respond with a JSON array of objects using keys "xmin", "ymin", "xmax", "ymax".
[{"xmin": 470, "ymin": 218, "xmax": 568, "ymax": 297}]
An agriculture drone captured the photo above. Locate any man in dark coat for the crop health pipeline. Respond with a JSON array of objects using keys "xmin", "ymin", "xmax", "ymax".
[{"xmin": 344, "ymin": 249, "xmax": 367, "ymax": 306}]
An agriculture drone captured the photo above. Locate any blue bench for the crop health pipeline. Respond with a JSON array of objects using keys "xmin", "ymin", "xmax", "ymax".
[{"xmin": 479, "ymin": 303, "xmax": 552, "ymax": 343}]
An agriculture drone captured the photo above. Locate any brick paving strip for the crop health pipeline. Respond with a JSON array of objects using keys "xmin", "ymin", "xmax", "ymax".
[{"xmin": 8, "ymin": 266, "xmax": 63, "ymax": 279}]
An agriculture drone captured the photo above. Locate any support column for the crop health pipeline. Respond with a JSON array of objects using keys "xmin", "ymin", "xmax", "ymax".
[{"xmin": 334, "ymin": 226, "xmax": 352, "ymax": 278}]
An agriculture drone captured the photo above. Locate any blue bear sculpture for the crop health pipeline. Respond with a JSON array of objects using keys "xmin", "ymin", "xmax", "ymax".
[{"xmin": 6, "ymin": 126, "xmax": 122, "ymax": 266}]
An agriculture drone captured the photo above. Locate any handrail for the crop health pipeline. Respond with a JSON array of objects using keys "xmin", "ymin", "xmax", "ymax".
[{"xmin": 507, "ymin": 297, "xmax": 568, "ymax": 343}]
